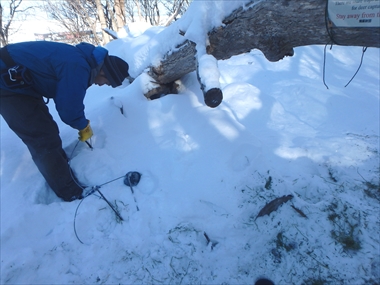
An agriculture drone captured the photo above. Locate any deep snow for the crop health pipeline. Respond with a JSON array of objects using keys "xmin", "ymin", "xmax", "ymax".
[{"xmin": 1, "ymin": 1, "xmax": 380, "ymax": 284}]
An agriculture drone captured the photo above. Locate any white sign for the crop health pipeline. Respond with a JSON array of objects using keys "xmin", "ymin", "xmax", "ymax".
[{"xmin": 328, "ymin": 0, "xmax": 380, "ymax": 27}]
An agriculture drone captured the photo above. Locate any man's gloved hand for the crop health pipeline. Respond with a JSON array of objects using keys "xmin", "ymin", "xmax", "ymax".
[{"xmin": 78, "ymin": 120, "xmax": 93, "ymax": 142}]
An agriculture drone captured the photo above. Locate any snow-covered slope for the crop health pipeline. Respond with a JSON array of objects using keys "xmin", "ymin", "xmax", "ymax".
[{"xmin": 1, "ymin": 2, "xmax": 379, "ymax": 284}]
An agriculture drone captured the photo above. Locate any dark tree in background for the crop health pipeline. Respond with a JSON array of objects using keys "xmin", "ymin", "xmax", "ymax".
[
  {"xmin": 0, "ymin": 0, "xmax": 33, "ymax": 47},
  {"xmin": 41, "ymin": 0, "xmax": 192, "ymax": 45}
]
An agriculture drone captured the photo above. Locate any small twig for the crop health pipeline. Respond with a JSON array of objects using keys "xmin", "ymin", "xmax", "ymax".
[
  {"xmin": 306, "ymin": 251, "xmax": 329, "ymax": 269},
  {"xmin": 356, "ymin": 168, "xmax": 369, "ymax": 183},
  {"xmin": 291, "ymin": 205, "xmax": 308, "ymax": 218},
  {"xmin": 294, "ymin": 225, "xmax": 309, "ymax": 241}
]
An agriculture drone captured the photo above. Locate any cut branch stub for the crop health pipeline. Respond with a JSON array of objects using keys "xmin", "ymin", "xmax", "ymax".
[
  {"xmin": 196, "ymin": 53, "xmax": 223, "ymax": 108},
  {"xmin": 204, "ymin": 88, "xmax": 223, "ymax": 108}
]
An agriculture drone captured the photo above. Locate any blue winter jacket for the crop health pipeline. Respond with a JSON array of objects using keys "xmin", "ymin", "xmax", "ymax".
[{"xmin": 0, "ymin": 41, "xmax": 108, "ymax": 130}]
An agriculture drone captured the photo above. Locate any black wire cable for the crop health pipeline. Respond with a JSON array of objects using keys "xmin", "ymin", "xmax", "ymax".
[
  {"xmin": 73, "ymin": 187, "xmax": 102, "ymax": 245},
  {"xmin": 68, "ymin": 140, "xmax": 124, "ymax": 244},
  {"xmin": 73, "ymin": 185, "xmax": 125, "ymax": 244},
  {"xmin": 323, "ymin": 0, "xmax": 367, "ymax": 88},
  {"xmin": 95, "ymin": 186, "xmax": 124, "ymax": 221},
  {"xmin": 98, "ymin": 175, "xmax": 126, "ymax": 187},
  {"xmin": 126, "ymin": 173, "xmax": 140, "ymax": 212},
  {"xmin": 74, "ymin": 197, "xmax": 87, "ymax": 244},
  {"xmin": 68, "ymin": 140, "xmax": 86, "ymax": 191},
  {"xmin": 344, "ymin": 47, "xmax": 367, "ymax": 87},
  {"xmin": 323, "ymin": 44, "xmax": 330, "ymax": 89},
  {"xmin": 68, "ymin": 135, "xmax": 141, "ymax": 244}
]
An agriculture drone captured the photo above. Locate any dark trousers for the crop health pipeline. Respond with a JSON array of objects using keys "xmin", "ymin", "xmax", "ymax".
[{"xmin": 0, "ymin": 90, "xmax": 83, "ymax": 201}]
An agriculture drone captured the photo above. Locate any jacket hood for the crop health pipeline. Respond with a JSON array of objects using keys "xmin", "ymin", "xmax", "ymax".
[
  {"xmin": 76, "ymin": 43, "xmax": 108, "ymax": 86},
  {"xmin": 75, "ymin": 43, "xmax": 108, "ymax": 68}
]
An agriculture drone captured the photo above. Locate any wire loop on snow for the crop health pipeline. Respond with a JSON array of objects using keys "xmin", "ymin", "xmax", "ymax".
[{"xmin": 323, "ymin": 1, "xmax": 367, "ymax": 89}]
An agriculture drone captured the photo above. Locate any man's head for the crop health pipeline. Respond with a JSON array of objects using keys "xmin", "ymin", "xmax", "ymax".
[{"xmin": 94, "ymin": 55, "xmax": 129, "ymax": 88}]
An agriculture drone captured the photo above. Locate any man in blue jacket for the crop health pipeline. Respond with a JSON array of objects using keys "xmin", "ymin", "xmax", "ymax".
[{"xmin": 0, "ymin": 41, "xmax": 129, "ymax": 201}]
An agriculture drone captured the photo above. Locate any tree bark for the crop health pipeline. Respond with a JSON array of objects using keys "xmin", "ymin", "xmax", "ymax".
[
  {"xmin": 164, "ymin": 0, "xmax": 185, "ymax": 27},
  {"xmin": 134, "ymin": 0, "xmax": 143, "ymax": 22},
  {"xmin": 114, "ymin": 0, "xmax": 125, "ymax": 32},
  {"xmin": 208, "ymin": 0, "xmax": 380, "ymax": 62},
  {"xmin": 144, "ymin": 0, "xmax": 380, "ymax": 105},
  {"xmin": 1, "ymin": 0, "xmax": 31, "ymax": 47},
  {"xmin": 95, "ymin": 0, "xmax": 109, "ymax": 44}
]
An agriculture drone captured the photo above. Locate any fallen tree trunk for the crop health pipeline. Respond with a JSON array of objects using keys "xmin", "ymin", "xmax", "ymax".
[
  {"xmin": 145, "ymin": 0, "xmax": 380, "ymax": 106},
  {"xmin": 208, "ymin": 0, "xmax": 380, "ymax": 61}
]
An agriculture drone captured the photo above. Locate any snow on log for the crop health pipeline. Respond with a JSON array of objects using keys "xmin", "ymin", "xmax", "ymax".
[{"xmin": 196, "ymin": 53, "xmax": 223, "ymax": 108}]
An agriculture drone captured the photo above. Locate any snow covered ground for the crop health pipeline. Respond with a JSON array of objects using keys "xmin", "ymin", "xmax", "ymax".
[{"xmin": 1, "ymin": 1, "xmax": 379, "ymax": 284}]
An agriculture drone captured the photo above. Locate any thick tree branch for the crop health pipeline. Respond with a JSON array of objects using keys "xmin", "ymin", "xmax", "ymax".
[
  {"xmin": 144, "ymin": 0, "xmax": 380, "ymax": 105},
  {"xmin": 208, "ymin": 0, "xmax": 379, "ymax": 62}
]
